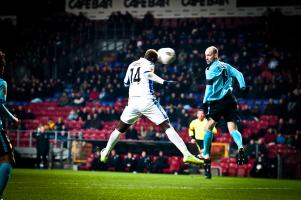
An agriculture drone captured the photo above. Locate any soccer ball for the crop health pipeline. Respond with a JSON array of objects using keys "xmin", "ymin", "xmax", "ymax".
[{"xmin": 157, "ymin": 48, "xmax": 176, "ymax": 64}]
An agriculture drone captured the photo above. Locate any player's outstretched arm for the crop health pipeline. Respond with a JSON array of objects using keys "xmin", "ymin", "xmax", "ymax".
[
  {"xmin": 144, "ymin": 71, "xmax": 165, "ymax": 84},
  {"xmin": 228, "ymin": 65, "xmax": 246, "ymax": 89},
  {"xmin": 144, "ymin": 71, "xmax": 177, "ymax": 86},
  {"xmin": 0, "ymin": 104, "xmax": 19, "ymax": 122},
  {"xmin": 163, "ymin": 80, "xmax": 177, "ymax": 86}
]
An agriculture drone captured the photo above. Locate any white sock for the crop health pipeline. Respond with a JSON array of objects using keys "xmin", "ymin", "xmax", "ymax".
[
  {"xmin": 104, "ymin": 129, "xmax": 122, "ymax": 154},
  {"xmin": 165, "ymin": 127, "xmax": 190, "ymax": 157}
]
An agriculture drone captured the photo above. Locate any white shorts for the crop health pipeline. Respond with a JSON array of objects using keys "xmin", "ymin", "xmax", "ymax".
[{"xmin": 120, "ymin": 97, "xmax": 169, "ymax": 125}]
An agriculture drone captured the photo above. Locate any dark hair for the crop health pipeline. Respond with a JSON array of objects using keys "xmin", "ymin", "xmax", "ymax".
[{"xmin": 144, "ymin": 49, "xmax": 158, "ymax": 62}]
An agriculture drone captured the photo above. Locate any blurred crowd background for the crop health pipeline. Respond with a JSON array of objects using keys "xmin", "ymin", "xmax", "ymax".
[{"xmin": 0, "ymin": 0, "xmax": 301, "ymax": 178}]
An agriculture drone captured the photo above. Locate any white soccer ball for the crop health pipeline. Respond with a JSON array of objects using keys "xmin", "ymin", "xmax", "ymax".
[{"xmin": 157, "ymin": 48, "xmax": 176, "ymax": 64}]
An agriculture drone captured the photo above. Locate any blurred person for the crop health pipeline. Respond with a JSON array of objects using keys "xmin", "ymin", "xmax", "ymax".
[
  {"xmin": 152, "ymin": 150, "xmax": 168, "ymax": 173},
  {"xmin": 90, "ymin": 113, "xmax": 102, "ymax": 129},
  {"xmin": 245, "ymin": 139, "xmax": 256, "ymax": 159},
  {"xmin": 91, "ymin": 150, "xmax": 103, "ymax": 171},
  {"xmin": 189, "ymin": 109, "xmax": 217, "ymax": 178},
  {"xmin": 58, "ymin": 91, "xmax": 70, "ymax": 106},
  {"xmin": 200, "ymin": 46, "xmax": 248, "ymax": 165},
  {"xmin": 263, "ymin": 127, "xmax": 277, "ymax": 145},
  {"xmin": 285, "ymin": 118, "xmax": 297, "ymax": 135},
  {"xmin": 250, "ymin": 153, "xmax": 268, "ymax": 178},
  {"xmin": 78, "ymin": 107, "xmax": 88, "ymax": 121},
  {"xmin": 100, "ymin": 49, "xmax": 203, "ymax": 165},
  {"xmin": 89, "ymin": 87, "xmax": 99, "ymax": 101},
  {"xmin": 72, "ymin": 92, "xmax": 85, "ymax": 107},
  {"xmin": 275, "ymin": 132, "xmax": 286, "ymax": 144},
  {"xmin": 292, "ymin": 130, "xmax": 301, "ymax": 149},
  {"xmin": 23, "ymin": 108, "xmax": 35, "ymax": 119},
  {"xmin": 123, "ymin": 152, "xmax": 137, "ymax": 172},
  {"xmin": 0, "ymin": 51, "xmax": 19, "ymax": 200},
  {"xmin": 136, "ymin": 151, "xmax": 152, "ymax": 173},
  {"xmin": 54, "ymin": 117, "xmax": 64, "ymax": 131},
  {"xmin": 143, "ymin": 126, "xmax": 156, "ymax": 140},
  {"xmin": 125, "ymin": 126, "xmax": 139, "ymax": 140},
  {"xmin": 107, "ymin": 149, "xmax": 123, "ymax": 171},
  {"xmin": 83, "ymin": 114, "xmax": 93, "ymax": 129},
  {"xmin": 58, "ymin": 126, "xmax": 68, "ymax": 148},
  {"xmin": 34, "ymin": 125, "xmax": 50, "ymax": 169},
  {"xmin": 67, "ymin": 109, "xmax": 78, "ymax": 120},
  {"xmin": 47, "ymin": 119, "xmax": 55, "ymax": 130}
]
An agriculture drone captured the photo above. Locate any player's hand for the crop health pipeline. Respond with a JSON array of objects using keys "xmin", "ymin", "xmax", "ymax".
[
  {"xmin": 15, "ymin": 118, "xmax": 21, "ymax": 124},
  {"xmin": 241, "ymin": 86, "xmax": 249, "ymax": 94},
  {"xmin": 190, "ymin": 139, "xmax": 196, "ymax": 144},
  {"xmin": 163, "ymin": 80, "xmax": 177, "ymax": 86}
]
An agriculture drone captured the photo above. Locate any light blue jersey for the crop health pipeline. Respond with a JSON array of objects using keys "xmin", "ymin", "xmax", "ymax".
[
  {"xmin": 0, "ymin": 79, "xmax": 7, "ymax": 129},
  {"xmin": 203, "ymin": 60, "xmax": 245, "ymax": 103}
]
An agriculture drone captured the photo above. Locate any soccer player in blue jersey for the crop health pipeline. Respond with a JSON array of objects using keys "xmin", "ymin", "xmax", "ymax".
[
  {"xmin": 0, "ymin": 51, "xmax": 19, "ymax": 200},
  {"xmin": 200, "ymin": 46, "xmax": 247, "ymax": 165}
]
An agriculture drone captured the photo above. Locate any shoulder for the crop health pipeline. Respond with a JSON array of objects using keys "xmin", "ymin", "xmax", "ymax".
[
  {"xmin": 141, "ymin": 59, "xmax": 154, "ymax": 71},
  {"xmin": 0, "ymin": 79, "xmax": 7, "ymax": 88},
  {"xmin": 220, "ymin": 61, "xmax": 232, "ymax": 68},
  {"xmin": 190, "ymin": 119, "xmax": 197, "ymax": 125},
  {"xmin": 209, "ymin": 60, "xmax": 220, "ymax": 69}
]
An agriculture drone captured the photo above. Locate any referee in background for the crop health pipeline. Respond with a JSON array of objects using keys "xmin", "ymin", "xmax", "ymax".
[{"xmin": 189, "ymin": 109, "xmax": 217, "ymax": 179}]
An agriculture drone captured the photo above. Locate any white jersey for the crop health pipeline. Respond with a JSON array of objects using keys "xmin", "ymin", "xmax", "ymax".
[{"xmin": 124, "ymin": 57, "xmax": 155, "ymax": 98}]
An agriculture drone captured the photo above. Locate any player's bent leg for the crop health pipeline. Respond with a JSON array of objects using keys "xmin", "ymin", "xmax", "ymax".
[
  {"xmin": 159, "ymin": 120, "xmax": 204, "ymax": 165},
  {"xmin": 100, "ymin": 121, "xmax": 131, "ymax": 163},
  {"xmin": 202, "ymin": 118, "xmax": 216, "ymax": 159},
  {"xmin": 227, "ymin": 121, "xmax": 247, "ymax": 165},
  {"xmin": 0, "ymin": 162, "xmax": 12, "ymax": 199}
]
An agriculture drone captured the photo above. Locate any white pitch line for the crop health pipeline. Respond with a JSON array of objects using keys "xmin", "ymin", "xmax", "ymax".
[{"xmin": 10, "ymin": 185, "xmax": 293, "ymax": 190}]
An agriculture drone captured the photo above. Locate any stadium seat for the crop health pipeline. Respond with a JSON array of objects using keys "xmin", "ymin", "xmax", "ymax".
[
  {"xmin": 220, "ymin": 162, "xmax": 229, "ymax": 176},
  {"xmin": 237, "ymin": 165, "xmax": 247, "ymax": 177},
  {"xmin": 295, "ymin": 165, "xmax": 301, "ymax": 179},
  {"xmin": 163, "ymin": 156, "xmax": 182, "ymax": 174},
  {"xmin": 228, "ymin": 163, "xmax": 238, "ymax": 176}
]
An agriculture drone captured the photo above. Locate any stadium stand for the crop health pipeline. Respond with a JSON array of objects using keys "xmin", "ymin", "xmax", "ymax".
[{"xmin": 1, "ymin": 7, "xmax": 301, "ymax": 178}]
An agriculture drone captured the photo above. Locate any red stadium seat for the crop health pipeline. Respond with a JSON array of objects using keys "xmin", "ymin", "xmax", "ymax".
[
  {"xmin": 163, "ymin": 156, "xmax": 182, "ymax": 174},
  {"xmin": 220, "ymin": 162, "xmax": 229, "ymax": 176},
  {"xmin": 228, "ymin": 163, "xmax": 238, "ymax": 176},
  {"xmin": 237, "ymin": 165, "xmax": 247, "ymax": 177}
]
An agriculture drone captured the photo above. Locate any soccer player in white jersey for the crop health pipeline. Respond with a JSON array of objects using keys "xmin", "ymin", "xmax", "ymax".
[{"xmin": 100, "ymin": 49, "xmax": 203, "ymax": 165}]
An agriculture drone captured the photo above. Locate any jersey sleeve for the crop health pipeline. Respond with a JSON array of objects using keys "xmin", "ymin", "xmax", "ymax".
[
  {"xmin": 228, "ymin": 64, "xmax": 246, "ymax": 89},
  {"xmin": 188, "ymin": 121, "xmax": 195, "ymax": 137},
  {"xmin": 0, "ymin": 80, "xmax": 7, "ymax": 103}
]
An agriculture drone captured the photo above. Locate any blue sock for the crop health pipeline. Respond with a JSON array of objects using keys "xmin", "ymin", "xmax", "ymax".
[
  {"xmin": 0, "ymin": 163, "xmax": 12, "ymax": 197},
  {"xmin": 203, "ymin": 130, "xmax": 213, "ymax": 156},
  {"xmin": 230, "ymin": 130, "xmax": 243, "ymax": 149}
]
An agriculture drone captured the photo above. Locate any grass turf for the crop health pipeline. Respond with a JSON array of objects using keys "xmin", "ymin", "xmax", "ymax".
[{"xmin": 5, "ymin": 169, "xmax": 301, "ymax": 200}]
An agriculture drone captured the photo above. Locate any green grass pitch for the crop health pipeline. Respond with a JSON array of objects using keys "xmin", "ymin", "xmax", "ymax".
[{"xmin": 5, "ymin": 169, "xmax": 301, "ymax": 200}]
